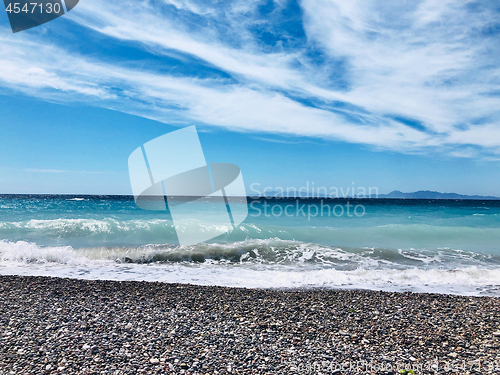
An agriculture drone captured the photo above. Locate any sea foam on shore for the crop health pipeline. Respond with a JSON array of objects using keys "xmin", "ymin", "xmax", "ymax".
[{"xmin": 1, "ymin": 239, "xmax": 500, "ymax": 296}]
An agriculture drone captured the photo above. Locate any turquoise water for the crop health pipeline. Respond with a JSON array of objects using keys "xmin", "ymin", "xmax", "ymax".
[{"xmin": 1, "ymin": 195, "xmax": 500, "ymax": 295}]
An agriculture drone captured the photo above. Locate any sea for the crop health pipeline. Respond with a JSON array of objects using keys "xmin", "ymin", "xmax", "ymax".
[{"xmin": 1, "ymin": 194, "xmax": 500, "ymax": 296}]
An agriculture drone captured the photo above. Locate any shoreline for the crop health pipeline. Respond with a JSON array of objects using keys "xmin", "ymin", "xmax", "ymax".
[{"xmin": 1, "ymin": 275, "xmax": 499, "ymax": 374}]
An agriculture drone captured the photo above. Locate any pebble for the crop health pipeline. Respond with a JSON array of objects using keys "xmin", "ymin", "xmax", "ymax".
[{"xmin": 0, "ymin": 275, "xmax": 499, "ymax": 374}]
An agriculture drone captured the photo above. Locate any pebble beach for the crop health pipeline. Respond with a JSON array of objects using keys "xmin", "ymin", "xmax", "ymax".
[{"xmin": 1, "ymin": 275, "xmax": 500, "ymax": 374}]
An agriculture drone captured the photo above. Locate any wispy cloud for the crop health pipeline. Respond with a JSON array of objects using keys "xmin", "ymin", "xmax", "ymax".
[
  {"xmin": 23, "ymin": 168, "xmax": 104, "ymax": 174},
  {"xmin": 0, "ymin": 0, "xmax": 499, "ymax": 157},
  {"xmin": 164, "ymin": 0, "xmax": 214, "ymax": 15},
  {"xmin": 301, "ymin": 0, "xmax": 500, "ymax": 132}
]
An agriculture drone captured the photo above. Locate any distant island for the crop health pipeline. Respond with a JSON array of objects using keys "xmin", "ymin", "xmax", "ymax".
[
  {"xmin": 248, "ymin": 188, "xmax": 499, "ymax": 200},
  {"xmin": 379, "ymin": 190, "xmax": 500, "ymax": 200}
]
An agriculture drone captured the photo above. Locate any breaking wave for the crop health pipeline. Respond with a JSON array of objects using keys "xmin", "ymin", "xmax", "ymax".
[{"xmin": 1, "ymin": 238, "xmax": 500, "ymax": 296}]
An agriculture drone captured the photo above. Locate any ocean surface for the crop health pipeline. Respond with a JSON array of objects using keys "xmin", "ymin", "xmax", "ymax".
[{"xmin": 1, "ymin": 195, "xmax": 500, "ymax": 296}]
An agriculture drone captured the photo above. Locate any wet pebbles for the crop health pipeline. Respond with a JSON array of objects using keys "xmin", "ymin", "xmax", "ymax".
[{"xmin": 1, "ymin": 275, "xmax": 499, "ymax": 374}]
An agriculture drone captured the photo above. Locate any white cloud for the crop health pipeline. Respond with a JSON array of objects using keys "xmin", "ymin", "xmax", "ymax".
[
  {"xmin": 22, "ymin": 169, "xmax": 104, "ymax": 174},
  {"xmin": 300, "ymin": 0, "xmax": 500, "ymax": 133},
  {"xmin": 447, "ymin": 124, "xmax": 500, "ymax": 148},
  {"xmin": 163, "ymin": 0, "xmax": 214, "ymax": 15},
  {"xmin": 0, "ymin": 29, "xmax": 432, "ymax": 150},
  {"xmin": 0, "ymin": 0, "xmax": 498, "ymax": 157}
]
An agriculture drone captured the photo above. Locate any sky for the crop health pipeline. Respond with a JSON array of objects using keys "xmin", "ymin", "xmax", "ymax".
[{"xmin": 0, "ymin": 0, "xmax": 499, "ymax": 195}]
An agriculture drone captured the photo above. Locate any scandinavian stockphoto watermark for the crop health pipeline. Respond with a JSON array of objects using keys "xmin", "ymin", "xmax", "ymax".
[
  {"xmin": 250, "ymin": 182, "xmax": 379, "ymax": 199},
  {"xmin": 3, "ymin": 0, "xmax": 79, "ymax": 33},
  {"xmin": 128, "ymin": 126, "xmax": 248, "ymax": 246},
  {"xmin": 249, "ymin": 182, "xmax": 379, "ymax": 220},
  {"xmin": 290, "ymin": 357, "xmax": 494, "ymax": 374}
]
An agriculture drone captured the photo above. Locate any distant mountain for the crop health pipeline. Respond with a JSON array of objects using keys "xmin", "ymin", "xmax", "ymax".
[
  {"xmin": 247, "ymin": 189, "xmax": 500, "ymax": 200},
  {"xmin": 380, "ymin": 190, "xmax": 500, "ymax": 200}
]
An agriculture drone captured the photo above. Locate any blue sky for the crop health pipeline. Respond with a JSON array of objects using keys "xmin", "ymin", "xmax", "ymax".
[{"xmin": 0, "ymin": 0, "xmax": 499, "ymax": 195}]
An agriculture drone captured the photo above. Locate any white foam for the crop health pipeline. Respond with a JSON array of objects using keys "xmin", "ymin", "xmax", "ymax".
[{"xmin": 1, "ymin": 240, "xmax": 499, "ymax": 296}]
